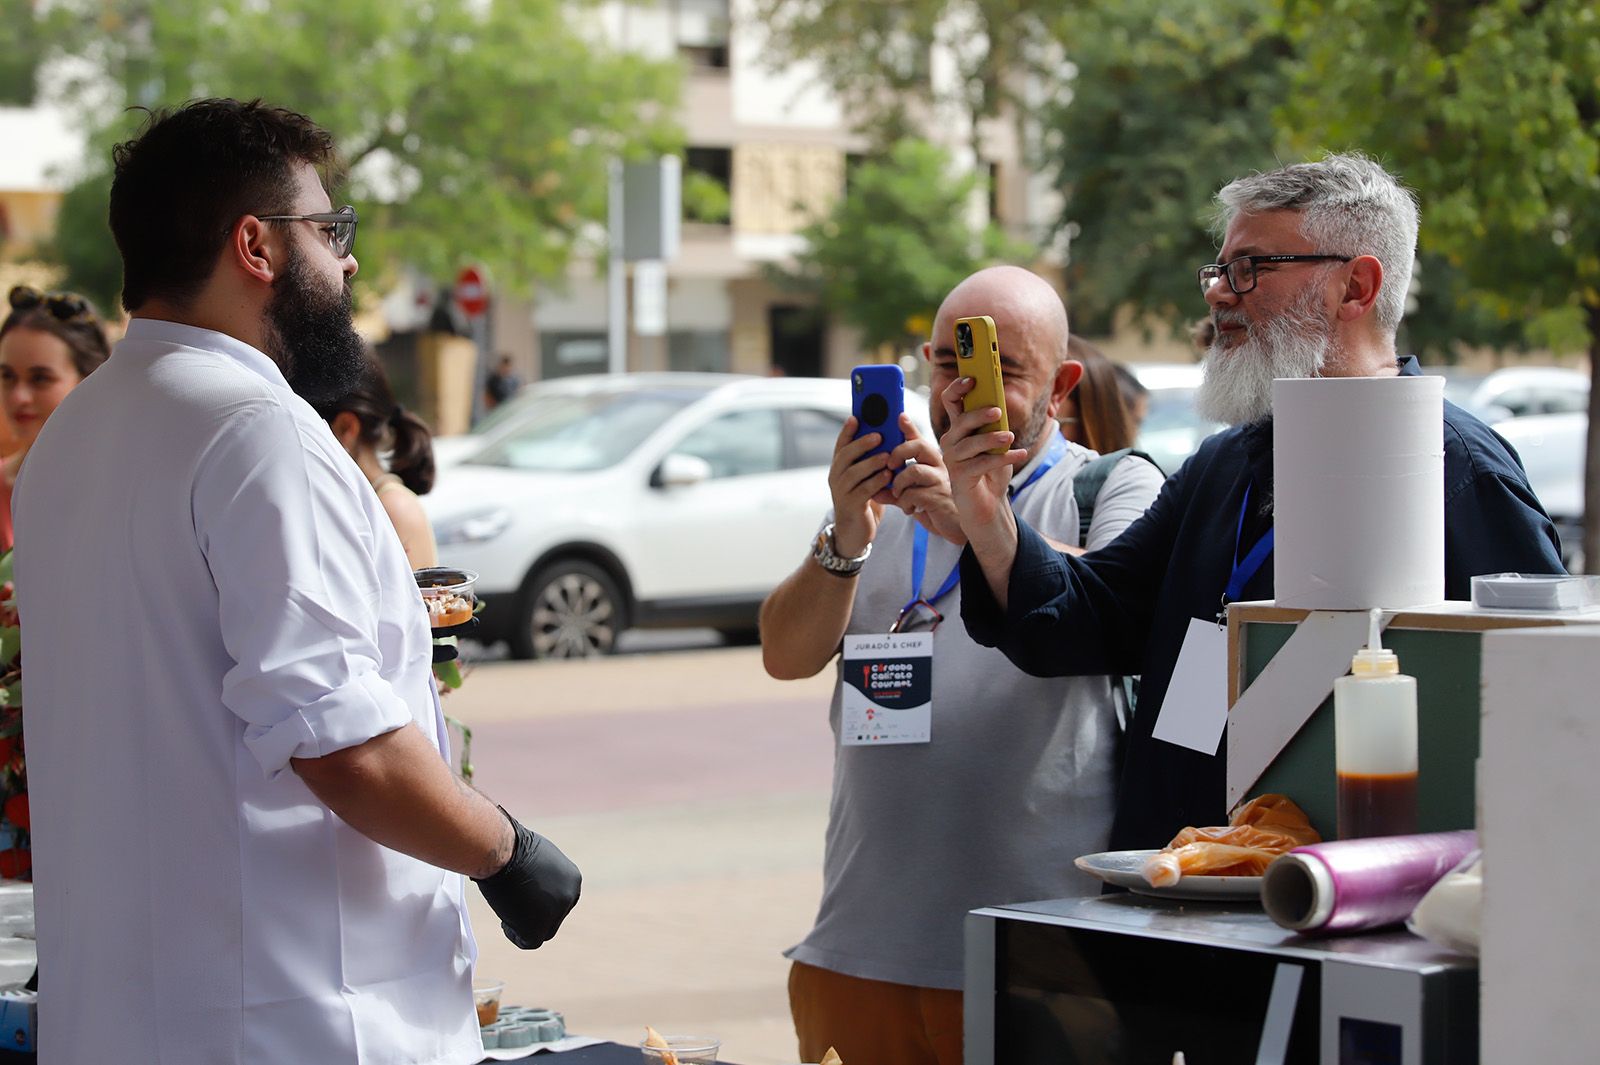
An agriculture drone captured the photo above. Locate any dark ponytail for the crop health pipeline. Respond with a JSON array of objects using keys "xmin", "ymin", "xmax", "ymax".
[
  {"xmin": 386, "ymin": 403, "xmax": 435, "ymax": 495},
  {"xmin": 313, "ymin": 356, "xmax": 436, "ymax": 495}
]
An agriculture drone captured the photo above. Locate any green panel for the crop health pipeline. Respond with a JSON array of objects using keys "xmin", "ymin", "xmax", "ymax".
[{"xmin": 1243, "ymin": 623, "xmax": 1480, "ymax": 840}]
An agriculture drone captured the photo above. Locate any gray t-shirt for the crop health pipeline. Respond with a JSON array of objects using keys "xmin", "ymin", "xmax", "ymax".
[{"xmin": 785, "ymin": 443, "xmax": 1165, "ymax": 989}]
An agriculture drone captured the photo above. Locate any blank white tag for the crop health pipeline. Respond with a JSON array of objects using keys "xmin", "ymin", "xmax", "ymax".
[{"xmin": 1151, "ymin": 618, "xmax": 1229, "ymax": 755}]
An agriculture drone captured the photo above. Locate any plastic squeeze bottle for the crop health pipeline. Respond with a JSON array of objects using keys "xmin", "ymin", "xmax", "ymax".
[{"xmin": 1334, "ymin": 608, "xmax": 1418, "ymax": 839}]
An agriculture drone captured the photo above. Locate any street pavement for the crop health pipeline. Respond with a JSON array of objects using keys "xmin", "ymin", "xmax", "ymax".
[{"xmin": 447, "ymin": 642, "xmax": 837, "ymax": 1065}]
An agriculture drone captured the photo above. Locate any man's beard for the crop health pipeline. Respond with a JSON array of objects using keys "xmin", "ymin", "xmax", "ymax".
[
  {"xmin": 931, "ymin": 383, "xmax": 1054, "ymax": 459},
  {"xmin": 264, "ymin": 244, "xmax": 367, "ymax": 404},
  {"xmin": 1195, "ymin": 285, "xmax": 1337, "ymax": 426}
]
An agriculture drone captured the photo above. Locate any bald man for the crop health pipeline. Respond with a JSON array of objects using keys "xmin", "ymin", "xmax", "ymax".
[{"xmin": 759, "ymin": 267, "xmax": 1165, "ymax": 1065}]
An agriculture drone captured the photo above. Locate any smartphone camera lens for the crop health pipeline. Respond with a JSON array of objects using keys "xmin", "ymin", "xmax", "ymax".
[
  {"xmin": 956, "ymin": 322, "xmax": 972, "ymax": 358},
  {"xmin": 861, "ymin": 393, "xmax": 889, "ymax": 427},
  {"xmin": 853, "ymin": 374, "xmax": 862, "ymax": 390}
]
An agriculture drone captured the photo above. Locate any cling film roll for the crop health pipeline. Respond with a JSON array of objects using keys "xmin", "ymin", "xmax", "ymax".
[{"xmin": 1260, "ymin": 830, "xmax": 1478, "ymax": 933}]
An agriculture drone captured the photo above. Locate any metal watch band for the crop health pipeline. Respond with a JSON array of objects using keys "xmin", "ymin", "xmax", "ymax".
[{"xmin": 812, "ymin": 521, "xmax": 871, "ymax": 576}]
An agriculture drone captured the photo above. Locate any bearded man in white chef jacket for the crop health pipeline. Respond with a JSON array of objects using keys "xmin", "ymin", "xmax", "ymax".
[{"xmin": 11, "ymin": 98, "xmax": 580, "ymax": 1065}]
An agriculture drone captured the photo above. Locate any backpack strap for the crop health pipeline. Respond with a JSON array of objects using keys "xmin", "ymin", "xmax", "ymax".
[{"xmin": 1073, "ymin": 448, "xmax": 1163, "ymax": 547}]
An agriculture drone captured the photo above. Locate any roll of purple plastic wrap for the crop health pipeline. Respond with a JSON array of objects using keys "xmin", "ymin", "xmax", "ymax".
[{"xmin": 1260, "ymin": 830, "xmax": 1478, "ymax": 933}]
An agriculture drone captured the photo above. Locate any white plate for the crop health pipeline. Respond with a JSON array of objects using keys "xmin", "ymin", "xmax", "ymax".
[{"xmin": 1074, "ymin": 849, "xmax": 1263, "ymax": 902}]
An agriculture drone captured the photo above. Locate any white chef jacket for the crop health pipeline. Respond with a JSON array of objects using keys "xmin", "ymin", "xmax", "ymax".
[{"xmin": 13, "ymin": 320, "xmax": 481, "ymax": 1064}]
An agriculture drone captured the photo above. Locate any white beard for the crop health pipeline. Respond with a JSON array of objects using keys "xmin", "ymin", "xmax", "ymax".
[{"xmin": 1195, "ymin": 286, "xmax": 1336, "ymax": 426}]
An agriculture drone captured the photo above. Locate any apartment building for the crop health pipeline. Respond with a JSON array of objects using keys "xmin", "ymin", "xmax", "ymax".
[{"xmin": 512, "ymin": 0, "xmax": 1058, "ymax": 384}]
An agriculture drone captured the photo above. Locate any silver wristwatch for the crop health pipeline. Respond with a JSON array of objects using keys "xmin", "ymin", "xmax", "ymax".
[{"xmin": 812, "ymin": 522, "xmax": 872, "ymax": 577}]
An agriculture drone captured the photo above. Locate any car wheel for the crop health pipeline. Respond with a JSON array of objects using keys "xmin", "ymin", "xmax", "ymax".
[{"xmin": 511, "ymin": 560, "xmax": 625, "ymax": 660}]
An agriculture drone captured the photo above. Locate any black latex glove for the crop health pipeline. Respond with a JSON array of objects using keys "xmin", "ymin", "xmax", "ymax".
[{"xmin": 472, "ymin": 806, "xmax": 582, "ymax": 949}]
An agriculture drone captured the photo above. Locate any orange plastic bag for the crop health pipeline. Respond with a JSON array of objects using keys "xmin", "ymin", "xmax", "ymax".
[{"xmin": 1142, "ymin": 794, "xmax": 1320, "ymax": 887}]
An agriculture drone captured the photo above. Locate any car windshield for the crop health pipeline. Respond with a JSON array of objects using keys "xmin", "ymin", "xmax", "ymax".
[
  {"xmin": 465, "ymin": 388, "xmax": 705, "ymax": 472},
  {"xmin": 471, "ymin": 386, "xmax": 549, "ymax": 437}
]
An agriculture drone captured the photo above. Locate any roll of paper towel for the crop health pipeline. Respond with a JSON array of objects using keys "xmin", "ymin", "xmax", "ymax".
[{"xmin": 1273, "ymin": 375, "xmax": 1444, "ymax": 609}]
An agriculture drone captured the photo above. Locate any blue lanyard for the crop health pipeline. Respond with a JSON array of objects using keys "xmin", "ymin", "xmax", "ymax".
[
  {"xmin": 1225, "ymin": 483, "xmax": 1274, "ymax": 606},
  {"xmin": 902, "ymin": 433, "xmax": 1070, "ymax": 619}
]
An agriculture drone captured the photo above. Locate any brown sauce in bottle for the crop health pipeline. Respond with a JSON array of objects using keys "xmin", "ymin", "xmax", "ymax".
[{"xmin": 1337, "ymin": 771, "xmax": 1419, "ymax": 839}]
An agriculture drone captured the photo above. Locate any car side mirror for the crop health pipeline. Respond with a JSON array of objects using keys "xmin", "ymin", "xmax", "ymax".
[{"xmin": 653, "ymin": 453, "xmax": 713, "ymax": 488}]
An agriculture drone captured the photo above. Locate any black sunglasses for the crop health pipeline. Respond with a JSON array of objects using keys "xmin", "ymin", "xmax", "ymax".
[
  {"xmin": 256, "ymin": 204, "xmax": 358, "ymax": 259},
  {"xmin": 8, "ymin": 285, "xmax": 92, "ymax": 322}
]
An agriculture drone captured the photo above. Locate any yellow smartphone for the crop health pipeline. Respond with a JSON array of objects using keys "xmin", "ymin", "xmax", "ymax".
[{"xmin": 955, "ymin": 314, "xmax": 1009, "ymax": 454}]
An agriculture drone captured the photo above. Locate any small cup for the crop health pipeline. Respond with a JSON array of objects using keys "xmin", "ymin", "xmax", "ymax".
[
  {"xmin": 640, "ymin": 1035, "xmax": 721, "ymax": 1064},
  {"xmin": 416, "ymin": 567, "xmax": 479, "ymax": 630},
  {"xmin": 472, "ymin": 979, "xmax": 505, "ymax": 1027}
]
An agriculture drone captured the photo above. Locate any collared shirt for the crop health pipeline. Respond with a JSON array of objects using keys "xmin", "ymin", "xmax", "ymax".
[
  {"xmin": 962, "ymin": 357, "xmax": 1566, "ymax": 851},
  {"xmin": 13, "ymin": 320, "xmax": 480, "ymax": 1064}
]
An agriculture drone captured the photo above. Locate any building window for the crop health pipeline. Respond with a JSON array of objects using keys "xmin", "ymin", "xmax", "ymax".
[
  {"xmin": 683, "ymin": 147, "xmax": 733, "ymax": 225},
  {"xmin": 674, "ymin": 0, "xmax": 729, "ymax": 69}
]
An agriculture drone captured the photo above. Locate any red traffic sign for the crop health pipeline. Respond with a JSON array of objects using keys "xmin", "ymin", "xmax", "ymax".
[{"xmin": 453, "ymin": 266, "xmax": 489, "ymax": 319}]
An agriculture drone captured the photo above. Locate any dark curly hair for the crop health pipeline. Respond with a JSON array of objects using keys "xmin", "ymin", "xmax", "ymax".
[
  {"xmin": 109, "ymin": 98, "xmax": 343, "ymax": 313},
  {"xmin": 0, "ymin": 287, "xmax": 110, "ymax": 380}
]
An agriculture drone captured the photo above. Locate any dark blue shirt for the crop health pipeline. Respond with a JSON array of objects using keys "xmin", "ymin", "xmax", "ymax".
[{"xmin": 960, "ymin": 358, "xmax": 1565, "ymax": 850}]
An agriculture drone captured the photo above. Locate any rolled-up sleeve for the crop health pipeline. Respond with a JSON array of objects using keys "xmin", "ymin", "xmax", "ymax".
[{"xmin": 192, "ymin": 403, "xmax": 412, "ymax": 777}]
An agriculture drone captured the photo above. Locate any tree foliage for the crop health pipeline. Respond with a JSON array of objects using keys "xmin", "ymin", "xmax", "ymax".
[
  {"xmin": 1044, "ymin": 0, "xmax": 1291, "ymax": 337},
  {"xmin": 1278, "ymin": 0, "xmax": 1599, "ymax": 351},
  {"xmin": 0, "ymin": 3, "xmax": 38, "ymax": 106},
  {"xmin": 1276, "ymin": 0, "xmax": 1600, "ymax": 556},
  {"xmin": 778, "ymin": 139, "xmax": 1030, "ymax": 351},
  {"xmin": 34, "ymin": 0, "xmax": 682, "ymax": 309},
  {"xmin": 748, "ymin": 0, "xmax": 1062, "ymax": 159}
]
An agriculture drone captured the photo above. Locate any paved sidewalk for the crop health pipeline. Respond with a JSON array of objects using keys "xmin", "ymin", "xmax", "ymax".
[{"xmin": 449, "ymin": 646, "xmax": 837, "ymax": 1065}]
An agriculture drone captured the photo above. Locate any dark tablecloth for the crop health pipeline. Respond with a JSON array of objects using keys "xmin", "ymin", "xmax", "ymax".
[{"xmin": 491, "ymin": 1044, "xmax": 746, "ymax": 1065}]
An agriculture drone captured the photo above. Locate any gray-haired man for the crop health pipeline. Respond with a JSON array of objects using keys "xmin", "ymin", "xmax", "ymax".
[{"xmin": 945, "ymin": 153, "xmax": 1565, "ymax": 851}]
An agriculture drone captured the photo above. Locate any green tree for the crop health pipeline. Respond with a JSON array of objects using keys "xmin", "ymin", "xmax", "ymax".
[
  {"xmin": 0, "ymin": 2, "xmax": 39, "ymax": 106},
  {"xmin": 36, "ymin": 0, "xmax": 682, "ymax": 309},
  {"xmin": 1277, "ymin": 0, "xmax": 1600, "ymax": 559},
  {"xmin": 1043, "ymin": 0, "xmax": 1556, "ymax": 361},
  {"xmin": 776, "ymin": 138, "xmax": 1030, "ymax": 352},
  {"xmin": 749, "ymin": 0, "xmax": 1062, "ymax": 161},
  {"xmin": 1044, "ymin": 0, "xmax": 1291, "ymax": 338}
]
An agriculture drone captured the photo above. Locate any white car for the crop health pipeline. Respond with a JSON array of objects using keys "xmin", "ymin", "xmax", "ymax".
[
  {"xmin": 423, "ymin": 373, "xmax": 931, "ymax": 659},
  {"xmin": 1130, "ymin": 362, "xmax": 1224, "ymax": 476},
  {"xmin": 1491, "ymin": 411, "xmax": 1586, "ymax": 570},
  {"xmin": 1471, "ymin": 366, "xmax": 1588, "ymax": 420}
]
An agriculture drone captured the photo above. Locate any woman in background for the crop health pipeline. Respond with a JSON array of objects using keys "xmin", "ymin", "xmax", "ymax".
[
  {"xmin": 0, "ymin": 285, "xmax": 112, "ymax": 550},
  {"xmin": 0, "ymin": 285, "xmax": 109, "ymax": 881},
  {"xmin": 315, "ymin": 356, "xmax": 440, "ymax": 569},
  {"xmin": 1058, "ymin": 335, "xmax": 1139, "ymax": 454}
]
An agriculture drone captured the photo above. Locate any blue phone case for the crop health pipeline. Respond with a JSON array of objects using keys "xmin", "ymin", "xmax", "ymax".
[{"xmin": 851, "ymin": 365, "xmax": 907, "ymax": 461}]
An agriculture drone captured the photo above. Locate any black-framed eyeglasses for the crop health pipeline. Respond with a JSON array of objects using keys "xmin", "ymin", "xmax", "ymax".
[
  {"xmin": 8, "ymin": 285, "xmax": 91, "ymax": 322},
  {"xmin": 1198, "ymin": 254, "xmax": 1351, "ymax": 296},
  {"xmin": 257, "ymin": 204, "xmax": 358, "ymax": 259}
]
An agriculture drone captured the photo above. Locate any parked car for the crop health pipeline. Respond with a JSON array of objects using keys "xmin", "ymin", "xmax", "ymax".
[
  {"xmin": 423, "ymin": 373, "xmax": 932, "ymax": 659},
  {"xmin": 1129, "ymin": 362, "xmax": 1224, "ymax": 476},
  {"xmin": 1491, "ymin": 412, "xmax": 1586, "ymax": 571},
  {"xmin": 432, "ymin": 386, "xmax": 560, "ymax": 470},
  {"xmin": 1472, "ymin": 366, "xmax": 1588, "ymax": 420},
  {"xmin": 1424, "ymin": 364, "xmax": 1589, "ymax": 423}
]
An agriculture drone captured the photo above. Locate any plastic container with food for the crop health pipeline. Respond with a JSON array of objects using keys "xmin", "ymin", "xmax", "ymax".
[
  {"xmin": 640, "ymin": 1035, "xmax": 721, "ymax": 1064},
  {"xmin": 472, "ymin": 979, "xmax": 505, "ymax": 1027},
  {"xmin": 415, "ymin": 567, "xmax": 479, "ymax": 629}
]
